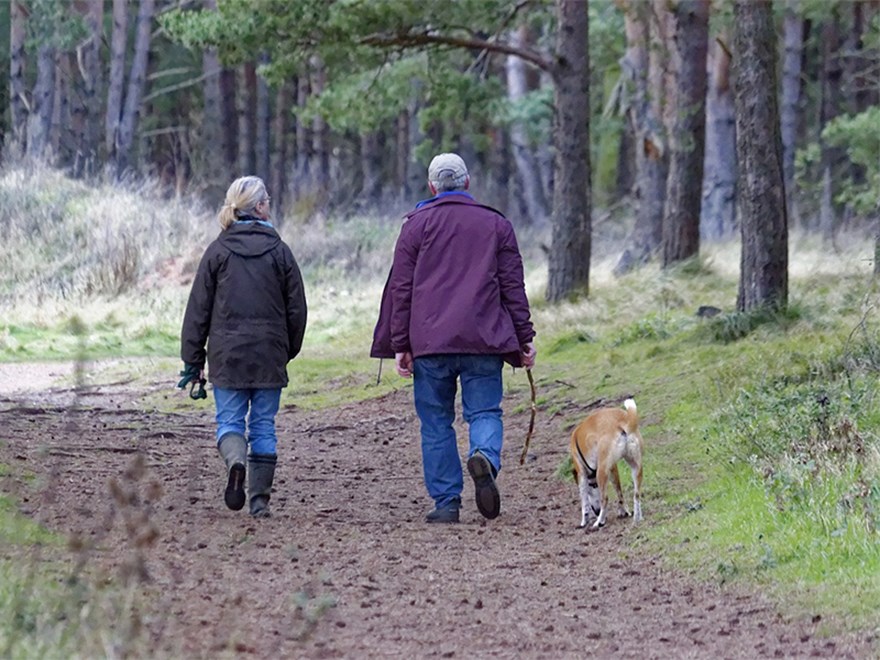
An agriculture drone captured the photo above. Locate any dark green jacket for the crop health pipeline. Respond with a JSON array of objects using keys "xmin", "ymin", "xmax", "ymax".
[{"xmin": 181, "ymin": 219, "xmax": 307, "ymax": 388}]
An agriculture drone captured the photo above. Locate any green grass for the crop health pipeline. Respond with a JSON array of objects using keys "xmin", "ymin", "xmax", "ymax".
[{"xmin": 649, "ymin": 468, "xmax": 880, "ymax": 628}]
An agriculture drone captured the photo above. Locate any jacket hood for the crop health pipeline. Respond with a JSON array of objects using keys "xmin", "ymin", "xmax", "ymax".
[{"xmin": 218, "ymin": 220, "xmax": 280, "ymax": 258}]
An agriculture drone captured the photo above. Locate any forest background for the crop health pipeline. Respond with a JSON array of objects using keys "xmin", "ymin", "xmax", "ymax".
[{"xmin": 0, "ymin": 0, "xmax": 878, "ymax": 302}]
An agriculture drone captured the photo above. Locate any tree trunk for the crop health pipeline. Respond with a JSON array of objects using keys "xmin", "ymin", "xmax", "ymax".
[
  {"xmin": 662, "ymin": 0, "xmax": 709, "ymax": 267},
  {"xmin": 614, "ymin": 0, "xmax": 667, "ymax": 275},
  {"xmin": 780, "ymin": 0, "xmax": 803, "ymax": 227},
  {"xmin": 701, "ymin": 34, "xmax": 737, "ymax": 240},
  {"xmin": 842, "ymin": 1, "xmax": 874, "ymax": 190},
  {"xmin": 360, "ymin": 131, "xmax": 384, "ymax": 205},
  {"xmin": 311, "ymin": 60, "xmax": 331, "ymax": 196},
  {"xmin": 732, "ymin": 0, "xmax": 788, "ymax": 313},
  {"xmin": 237, "ymin": 63, "xmax": 257, "ymax": 175},
  {"xmin": 485, "ymin": 125, "xmax": 512, "ymax": 216},
  {"xmin": 395, "ymin": 109, "xmax": 411, "ymax": 200},
  {"xmin": 220, "ymin": 68, "xmax": 238, "ymax": 174},
  {"xmin": 546, "ymin": 0, "xmax": 591, "ymax": 302},
  {"xmin": 200, "ymin": 0, "xmax": 226, "ymax": 199},
  {"xmin": 506, "ymin": 25, "xmax": 549, "ymax": 226},
  {"xmin": 68, "ymin": 0, "xmax": 104, "ymax": 176},
  {"xmin": 852, "ymin": 1, "xmax": 880, "ymax": 111},
  {"xmin": 8, "ymin": 0, "xmax": 28, "ymax": 158},
  {"xmin": 255, "ymin": 56, "xmax": 272, "ymax": 184},
  {"xmin": 114, "ymin": 0, "xmax": 154, "ymax": 176},
  {"xmin": 271, "ymin": 81, "xmax": 293, "ymax": 218},
  {"xmin": 105, "ymin": 0, "xmax": 128, "ymax": 160},
  {"xmin": 818, "ymin": 12, "xmax": 843, "ymax": 240},
  {"xmin": 614, "ymin": 118, "xmax": 635, "ymax": 204},
  {"xmin": 26, "ymin": 44, "xmax": 56, "ymax": 161},
  {"xmin": 53, "ymin": 52, "xmax": 72, "ymax": 165},
  {"xmin": 293, "ymin": 74, "xmax": 311, "ymax": 198},
  {"xmin": 875, "ymin": 228, "xmax": 880, "ymax": 277}
]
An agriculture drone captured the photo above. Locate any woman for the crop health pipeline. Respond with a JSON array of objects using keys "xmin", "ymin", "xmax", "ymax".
[{"xmin": 180, "ymin": 176, "xmax": 307, "ymax": 518}]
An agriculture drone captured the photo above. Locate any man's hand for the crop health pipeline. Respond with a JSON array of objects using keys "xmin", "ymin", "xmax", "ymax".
[
  {"xmin": 521, "ymin": 342, "xmax": 537, "ymax": 369},
  {"xmin": 395, "ymin": 351, "xmax": 414, "ymax": 378}
]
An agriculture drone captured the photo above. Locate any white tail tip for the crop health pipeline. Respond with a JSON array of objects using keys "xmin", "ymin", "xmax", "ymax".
[{"xmin": 624, "ymin": 398, "xmax": 637, "ymax": 412}]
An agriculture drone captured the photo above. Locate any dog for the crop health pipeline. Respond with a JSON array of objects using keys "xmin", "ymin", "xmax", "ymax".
[{"xmin": 569, "ymin": 398, "xmax": 643, "ymax": 529}]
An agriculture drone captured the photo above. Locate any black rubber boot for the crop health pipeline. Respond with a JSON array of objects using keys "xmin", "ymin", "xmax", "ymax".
[
  {"xmin": 218, "ymin": 433, "xmax": 247, "ymax": 511},
  {"xmin": 248, "ymin": 454, "xmax": 277, "ymax": 518}
]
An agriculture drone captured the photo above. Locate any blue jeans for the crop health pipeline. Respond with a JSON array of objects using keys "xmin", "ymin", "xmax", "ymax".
[
  {"xmin": 412, "ymin": 354, "xmax": 504, "ymax": 508},
  {"xmin": 214, "ymin": 387, "xmax": 281, "ymax": 456}
]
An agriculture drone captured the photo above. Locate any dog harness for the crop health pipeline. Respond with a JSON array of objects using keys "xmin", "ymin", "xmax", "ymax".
[{"xmin": 575, "ymin": 442, "xmax": 598, "ymax": 488}]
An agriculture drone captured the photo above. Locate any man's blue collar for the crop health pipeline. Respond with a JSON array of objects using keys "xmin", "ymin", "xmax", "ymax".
[{"xmin": 414, "ymin": 190, "xmax": 473, "ymax": 210}]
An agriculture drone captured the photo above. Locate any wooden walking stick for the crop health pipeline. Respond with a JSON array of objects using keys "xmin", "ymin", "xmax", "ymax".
[{"xmin": 519, "ymin": 368, "xmax": 537, "ymax": 465}]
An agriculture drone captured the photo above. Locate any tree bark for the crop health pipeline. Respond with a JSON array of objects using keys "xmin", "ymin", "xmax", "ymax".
[
  {"xmin": 875, "ymin": 228, "xmax": 880, "ymax": 277},
  {"xmin": 114, "ymin": 0, "xmax": 155, "ymax": 176},
  {"xmin": 8, "ymin": 0, "xmax": 28, "ymax": 157},
  {"xmin": 360, "ymin": 131, "xmax": 384, "ymax": 205},
  {"xmin": 614, "ymin": 118, "xmax": 635, "ymax": 205},
  {"xmin": 842, "ymin": 1, "xmax": 875, "ymax": 190},
  {"xmin": 200, "ymin": 0, "xmax": 226, "ymax": 199},
  {"xmin": 662, "ymin": 0, "xmax": 709, "ymax": 267},
  {"xmin": 780, "ymin": 0, "xmax": 803, "ymax": 226},
  {"xmin": 67, "ymin": 0, "xmax": 104, "ymax": 176},
  {"xmin": 851, "ymin": 1, "xmax": 880, "ymax": 111},
  {"xmin": 614, "ymin": 0, "xmax": 667, "ymax": 275},
  {"xmin": 818, "ymin": 11, "xmax": 843, "ymax": 240},
  {"xmin": 53, "ymin": 52, "xmax": 72, "ymax": 165},
  {"xmin": 732, "ymin": 0, "xmax": 788, "ymax": 313},
  {"xmin": 293, "ymin": 74, "xmax": 311, "ymax": 198},
  {"xmin": 105, "ymin": 0, "xmax": 128, "ymax": 160},
  {"xmin": 219, "ymin": 68, "xmax": 238, "ymax": 174},
  {"xmin": 395, "ymin": 109, "xmax": 411, "ymax": 200},
  {"xmin": 26, "ymin": 44, "xmax": 56, "ymax": 161},
  {"xmin": 271, "ymin": 81, "xmax": 294, "ymax": 218},
  {"xmin": 237, "ymin": 63, "xmax": 257, "ymax": 175},
  {"xmin": 546, "ymin": 0, "xmax": 591, "ymax": 302},
  {"xmin": 311, "ymin": 59, "xmax": 331, "ymax": 195},
  {"xmin": 506, "ymin": 25, "xmax": 549, "ymax": 226},
  {"xmin": 255, "ymin": 56, "xmax": 272, "ymax": 184},
  {"xmin": 701, "ymin": 35, "xmax": 737, "ymax": 240}
]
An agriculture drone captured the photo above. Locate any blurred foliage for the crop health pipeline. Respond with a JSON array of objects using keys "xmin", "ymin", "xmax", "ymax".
[
  {"xmin": 162, "ymin": 0, "xmax": 627, "ymax": 193},
  {"xmin": 821, "ymin": 107, "xmax": 880, "ymax": 216},
  {"xmin": 25, "ymin": 0, "xmax": 87, "ymax": 51}
]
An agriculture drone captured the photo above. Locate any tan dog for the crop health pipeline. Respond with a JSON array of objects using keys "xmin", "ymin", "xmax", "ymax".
[{"xmin": 569, "ymin": 398, "xmax": 643, "ymax": 529}]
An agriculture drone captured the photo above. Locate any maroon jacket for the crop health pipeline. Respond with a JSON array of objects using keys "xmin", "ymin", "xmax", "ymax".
[{"xmin": 371, "ymin": 194, "xmax": 534, "ymax": 367}]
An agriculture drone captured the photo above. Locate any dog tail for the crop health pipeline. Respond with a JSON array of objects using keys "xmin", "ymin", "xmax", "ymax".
[{"xmin": 623, "ymin": 398, "xmax": 639, "ymax": 431}]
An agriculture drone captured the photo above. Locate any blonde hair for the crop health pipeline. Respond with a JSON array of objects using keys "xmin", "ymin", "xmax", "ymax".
[{"xmin": 218, "ymin": 176, "xmax": 268, "ymax": 230}]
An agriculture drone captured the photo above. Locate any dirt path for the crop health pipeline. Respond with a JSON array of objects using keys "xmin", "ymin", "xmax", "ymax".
[{"xmin": 0, "ymin": 366, "xmax": 876, "ymax": 659}]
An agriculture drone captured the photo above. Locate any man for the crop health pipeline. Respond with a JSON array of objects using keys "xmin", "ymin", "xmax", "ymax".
[{"xmin": 371, "ymin": 152, "xmax": 536, "ymax": 524}]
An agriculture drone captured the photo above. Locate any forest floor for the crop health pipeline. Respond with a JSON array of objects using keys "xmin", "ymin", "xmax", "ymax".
[{"xmin": 0, "ymin": 362, "xmax": 877, "ymax": 659}]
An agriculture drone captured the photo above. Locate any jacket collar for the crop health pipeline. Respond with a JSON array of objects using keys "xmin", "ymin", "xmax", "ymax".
[{"xmin": 413, "ymin": 191, "xmax": 474, "ymax": 210}]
